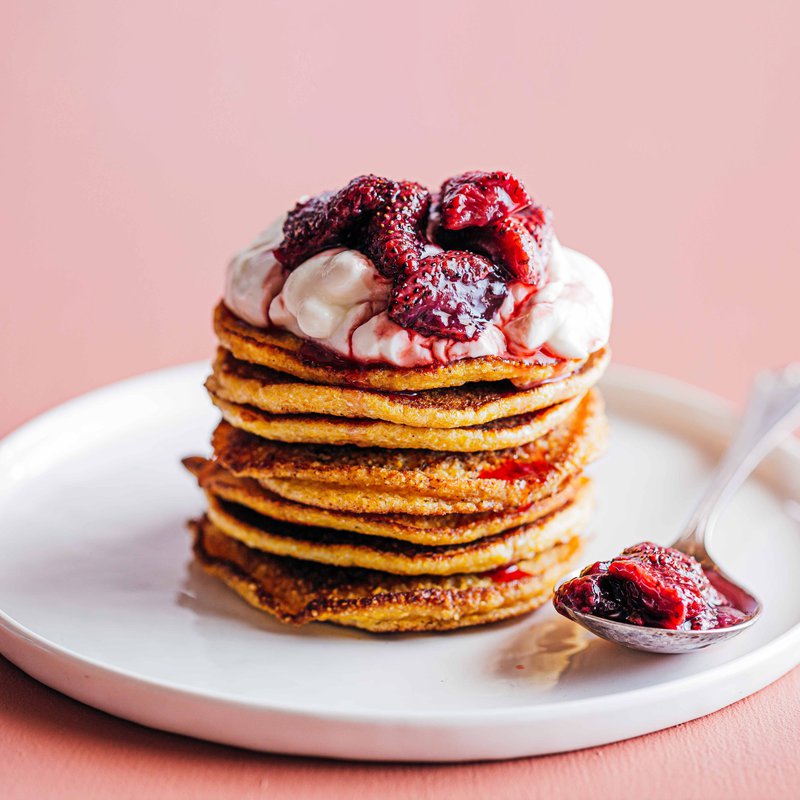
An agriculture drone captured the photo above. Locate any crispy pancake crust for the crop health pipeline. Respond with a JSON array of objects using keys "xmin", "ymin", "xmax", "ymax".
[
  {"xmin": 184, "ymin": 456, "xmax": 586, "ymax": 545},
  {"xmin": 203, "ymin": 482, "xmax": 592, "ymax": 575},
  {"xmin": 212, "ymin": 389, "xmax": 607, "ymax": 513},
  {"xmin": 208, "ymin": 347, "xmax": 609, "ymax": 428},
  {"xmin": 191, "ymin": 517, "xmax": 582, "ymax": 631},
  {"xmin": 214, "ymin": 301, "xmax": 596, "ymax": 391},
  {"xmin": 208, "ymin": 390, "xmax": 582, "ymax": 452}
]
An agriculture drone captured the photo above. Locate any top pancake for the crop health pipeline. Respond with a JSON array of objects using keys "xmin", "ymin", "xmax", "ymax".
[
  {"xmin": 207, "ymin": 346, "xmax": 609, "ymax": 429},
  {"xmin": 214, "ymin": 301, "xmax": 600, "ymax": 391}
]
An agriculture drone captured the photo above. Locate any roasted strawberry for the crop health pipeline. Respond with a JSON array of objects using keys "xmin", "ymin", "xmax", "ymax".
[
  {"xmin": 435, "ymin": 205, "xmax": 553, "ymax": 286},
  {"xmin": 439, "ymin": 171, "xmax": 531, "ymax": 230},
  {"xmin": 361, "ymin": 181, "xmax": 431, "ymax": 277},
  {"xmin": 275, "ymin": 174, "xmax": 394, "ymax": 269},
  {"xmin": 273, "ymin": 191, "xmax": 337, "ymax": 269},
  {"xmin": 274, "ymin": 175, "xmax": 430, "ymax": 276},
  {"xmin": 388, "ymin": 252, "xmax": 507, "ymax": 341},
  {"xmin": 329, "ymin": 174, "xmax": 395, "ymax": 222},
  {"xmin": 516, "ymin": 204, "xmax": 554, "ymax": 255}
]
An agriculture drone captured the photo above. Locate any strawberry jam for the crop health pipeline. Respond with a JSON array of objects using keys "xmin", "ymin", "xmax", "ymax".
[
  {"xmin": 554, "ymin": 542, "xmax": 746, "ymax": 631},
  {"xmin": 486, "ymin": 564, "xmax": 533, "ymax": 583},
  {"xmin": 478, "ymin": 458, "xmax": 551, "ymax": 481}
]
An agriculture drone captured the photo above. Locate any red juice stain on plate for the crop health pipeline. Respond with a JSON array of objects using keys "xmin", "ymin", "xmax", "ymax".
[
  {"xmin": 478, "ymin": 459, "xmax": 550, "ymax": 481},
  {"xmin": 486, "ymin": 564, "xmax": 533, "ymax": 583}
]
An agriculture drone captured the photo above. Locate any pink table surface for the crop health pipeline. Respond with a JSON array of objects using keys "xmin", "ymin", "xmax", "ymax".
[{"xmin": 2, "ymin": 2, "xmax": 800, "ymax": 797}]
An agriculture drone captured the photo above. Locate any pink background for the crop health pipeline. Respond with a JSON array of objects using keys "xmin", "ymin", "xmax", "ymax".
[{"xmin": 2, "ymin": 1, "xmax": 799, "ymax": 797}]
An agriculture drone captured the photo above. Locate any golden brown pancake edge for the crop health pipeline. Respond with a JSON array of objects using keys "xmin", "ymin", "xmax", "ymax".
[
  {"xmin": 191, "ymin": 517, "xmax": 583, "ymax": 632},
  {"xmin": 183, "ymin": 455, "xmax": 588, "ymax": 544},
  {"xmin": 208, "ymin": 345, "xmax": 609, "ymax": 428},
  {"xmin": 202, "ymin": 480, "xmax": 593, "ymax": 575}
]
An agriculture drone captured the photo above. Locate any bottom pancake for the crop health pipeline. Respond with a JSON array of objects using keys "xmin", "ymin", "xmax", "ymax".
[{"xmin": 191, "ymin": 517, "xmax": 583, "ymax": 632}]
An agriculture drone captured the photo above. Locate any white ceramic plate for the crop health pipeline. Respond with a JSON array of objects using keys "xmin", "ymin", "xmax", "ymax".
[{"xmin": 1, "ymin": 364, "xmax": 799, "ymax": 762}]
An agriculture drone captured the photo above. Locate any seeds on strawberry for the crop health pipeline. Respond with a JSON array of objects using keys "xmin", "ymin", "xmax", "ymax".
[
  {"xmin": 273, "ymin": 190, "xmax": 337, "ymax": 270},
  {"xmin": 435, "ymin": 205, "xmax": 554, "ymax": 287},
  {"xmin": 388, "ymin": 252, "xmax": 507, "ymax": 341},
  {"xmin": 361, "ymin": 181, "xmax": 430, "ymax": 278},
  {"xmin": 274, "ymin": 175, "xmax": 430, "ymax": 277}
]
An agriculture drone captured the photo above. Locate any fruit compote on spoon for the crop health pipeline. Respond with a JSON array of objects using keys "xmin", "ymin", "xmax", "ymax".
[
  {"xmin": 553, "ymin": 364, "xmax": 800, "ymax": 654},
  {"xmin": 555, "ymin": 541, "xmax": 748, "ymax": 631}
]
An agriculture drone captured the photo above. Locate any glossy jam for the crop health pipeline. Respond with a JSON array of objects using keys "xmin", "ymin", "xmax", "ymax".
[
  {"xmin": 298, "ymin": 340, "xmax": 360, "ymax": 370},
  {"xmin": 554, "ymin": 541, "xmax": 746, "ymax": 631},
  {"xmin": 478, "ymin": 458, "xmax": 551, "ymax": 482},
  {"xmin": 486, "ymin": 564, "xmax": 533, "ymax": 583}
]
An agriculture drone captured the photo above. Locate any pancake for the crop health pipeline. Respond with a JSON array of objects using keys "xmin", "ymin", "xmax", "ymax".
[
  {"xmin": 212, "ymin": 389, "xmax": 607, "ymax": 514},
  {"xmin": 207, "ymin": 346, "xmax": 609, "ymax": 428},
  {"xmin": 208, "ymin": 390, "xmax": 583, "ymax": 451},
  {"xmin": 203, "ymin": 481, "xmax": 592, "ymax": 575},
  {"xmin": 258, "ymin": 478, "xmax": 543, "ymax": 515},
  {"xmin": 183, "ymin": 456, "xmax": 586, "ymax": 545},
  {"xmin": 192, "ymin": 517, "xmax": 582, "ymax": 632},
  {"xmin": 214, "ymin": 301, "xmax": 594, "ymax": 391}
]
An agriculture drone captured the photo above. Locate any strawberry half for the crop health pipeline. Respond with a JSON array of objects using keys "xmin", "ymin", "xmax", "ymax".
[
  {"xmin": 388, "ymin": 252, "xmax": 507, "ymax": 341},
  {"xmin": 361, "ymin": 180, "xmax": 431, "ymax": 277},
  {"xmin": 435, "ymin": 205, "xmax": 554, "ymax": 286},
  {"xmin": 439, "ymin": 171, "xmax": 532, "ymax": 230}
]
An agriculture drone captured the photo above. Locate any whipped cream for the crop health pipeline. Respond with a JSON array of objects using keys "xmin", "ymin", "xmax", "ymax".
[
  {"xmin": 270, "ymin": 249, "xmax": 390, "ymax": 355},
  {"xmin": 223, "ymin": 220, "xmax": 612, "ymax": 367},
  {"xmin": 503, "ymin": 240, "xmax": 613, "ymax": 359},
  {"xmin": 224, "ymin": 215, "xmax": 286, "ymax": 327}
]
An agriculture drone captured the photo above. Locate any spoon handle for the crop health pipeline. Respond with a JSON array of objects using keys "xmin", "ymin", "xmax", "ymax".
[{"xmin": 675, "ymin": 363, "xmax": 800, "ymax": 556}]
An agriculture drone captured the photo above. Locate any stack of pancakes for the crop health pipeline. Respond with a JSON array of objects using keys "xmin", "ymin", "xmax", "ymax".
[{"xmin": 183, "ymin": 303, "xmax": 610, "ymax": 632}]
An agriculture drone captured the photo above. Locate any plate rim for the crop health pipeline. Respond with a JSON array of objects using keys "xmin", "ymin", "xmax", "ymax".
[{"xmin": 1, "ymin": 361, "xmax": 799, "ymax": 728}]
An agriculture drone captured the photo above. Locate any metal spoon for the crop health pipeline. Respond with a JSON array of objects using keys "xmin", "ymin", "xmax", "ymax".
[{"xmin": 554, "ymin": 363, "xmax": 800, "ymax": 654}]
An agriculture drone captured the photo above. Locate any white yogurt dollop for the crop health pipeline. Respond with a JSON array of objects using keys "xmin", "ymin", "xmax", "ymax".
[
  {"xmin": 223, "ymin": 218, "xmax": 613, "ymax": 367},
  {"xmin": 349, "ymin": 311, "xmax": 508, "ymax": 366},
  {"xmin": 223, "ymin": 215, "xmax": 286, "ymax": 327},
  {"xmin": 503, "ymin": 239, "xmax": 613, "ymax": 359},
  {"xmin": 269, "ymin": 248, "xmax": 390, "ymax": 355}
]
